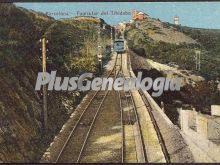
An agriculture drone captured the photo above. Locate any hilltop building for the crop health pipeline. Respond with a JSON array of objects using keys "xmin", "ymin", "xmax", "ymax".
[{"xmin": 132, "ymin": 9, "xmax": 145, "ymax": 20}]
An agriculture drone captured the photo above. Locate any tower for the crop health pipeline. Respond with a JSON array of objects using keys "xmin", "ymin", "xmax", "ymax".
[
  {"xmin": 174, "ymin": 16, "xmax": 179, "ymax": 25},
  {"xmin": 132, "ymin": 9, "xmax": 137, "ymax": 20}
]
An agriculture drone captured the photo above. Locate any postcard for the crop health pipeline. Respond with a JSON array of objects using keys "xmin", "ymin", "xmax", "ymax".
[{"xmin": 0, "ymin": 1, "xmax": 220, "ymax": 163}]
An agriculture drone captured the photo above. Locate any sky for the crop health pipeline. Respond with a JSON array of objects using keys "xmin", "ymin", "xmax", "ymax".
[{"xmin": 15, "ymin": 2, "xmax": 220, "ymax": 29}]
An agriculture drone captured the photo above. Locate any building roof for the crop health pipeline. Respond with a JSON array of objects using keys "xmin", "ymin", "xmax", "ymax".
[{"xmin": 138, "ymin": 12, "xmax": 144, "ymax": 15}]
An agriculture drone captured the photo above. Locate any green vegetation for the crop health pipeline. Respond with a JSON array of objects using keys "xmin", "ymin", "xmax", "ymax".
[
  {"xmin": 0, "ymin": 4, "xmax": 111, "ymax": 162},
  {"xmin": 0, "ymin": 4, "xmax": 56, "ymax": 162},
  {"xmin": 44, "ymin": 17, "xmax": 111, "ymax": 75},
  {"xmin": 182, "ymin": 80, "xmax": 220, "ymax": 112},
  {"xmin": 181, "ymin": 27, "xmax": 220, "ymax": 80},
  {"xmin": 126, "ymin": 20, "xmax": 220, "ymax": 80},
  {"xmin": 126, "ymin": 19, "xmax": 220, "ymax": 113}
]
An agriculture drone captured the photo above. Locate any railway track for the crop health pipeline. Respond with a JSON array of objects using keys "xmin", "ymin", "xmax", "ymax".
[
  {"xmin": 55, "ymin": 54, "xmax": 121, "ymax": 163},
  {"xmin": 127, "ymin": 51, "xmax": 170, "ymax": 163},
  {"xmin": 118, "ymin": 53, "xmax": 147, "ymax": 163},
  {"xmin": 54, "ymin": 50, "xmax": 169, "ymax": 163},
  {"xmin": 138, "ymin": 89, "xmax": 170, "ymax": 163}
]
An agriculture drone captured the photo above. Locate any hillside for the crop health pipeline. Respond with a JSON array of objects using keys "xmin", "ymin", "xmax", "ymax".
[
  {"xmin": 126, "ymin": 15, "xmax": 220, "ymax": 117},
  {"xmin": 133, "ymin": 17, "xmax": 196, "ymax": 44},
  {"xmin": 180, "ymin": 26, "xmax": 220, "ymax": 52},
  {"xmin": 44, "ymin": 17, "xmax": 111, "ymax": 74},
  {"xmin": 0, "ymin": 4, "xmax": 111, "ymax": 162},
  {"xmin": 126, "ymin": 16, "xmax": 220, "ymax": 81},
  {"xmin": 180, "ymin": 26, "xmax": 220, "ymax": 80}
]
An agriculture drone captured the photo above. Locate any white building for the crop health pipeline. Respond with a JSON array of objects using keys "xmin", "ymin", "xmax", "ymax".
[{"xmin": 174, "ymin": 16, "xmax": 179, "ymax": 25}]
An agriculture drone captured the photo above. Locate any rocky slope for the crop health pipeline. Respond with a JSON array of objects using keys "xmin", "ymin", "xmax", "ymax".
[
  {"xmin": 133, "ymin": 17, "xmax": 196, "ymax": 44},
  {"xmin": 0, "ymin": 4, "xmax": 111, "ymax": 162}
]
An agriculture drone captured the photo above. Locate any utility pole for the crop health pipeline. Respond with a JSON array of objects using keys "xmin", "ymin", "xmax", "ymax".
[
  {"xmin": 97, "ymin": 24, "xmax": 106, "ymax": 74},
  {"xmin": 198, "ymin": 51, "xmax": 201, "ymax": 71},
  {"xmin": 114, "ymin": 25, "xmax": 117, "ymax": 39},
  {"xmin": 111, "ymin": 26, "xmax": 114, "ymax": 52},
  {"xmin": 97, "ymin": 25, "xmax": 102, "ymax": 73},
  {"xmin": 86, "ymin": 40, "xmax": 89, "ymax": 57},
  {"xmin": 195, "ymin": 50, "xmax": 201, "ymax": 71},
  {"xmin": 40, "ymin": 38, "xmax": 48, "ymax": 131},
  {"xmin": 122, "ymin": 21, "xmax": 126, "ymax": 39}
]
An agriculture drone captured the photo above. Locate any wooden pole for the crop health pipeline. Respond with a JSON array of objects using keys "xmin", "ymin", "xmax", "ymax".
[{"xmin": 42, "ymin": 38, "xmax": 48, "ymax": 131}]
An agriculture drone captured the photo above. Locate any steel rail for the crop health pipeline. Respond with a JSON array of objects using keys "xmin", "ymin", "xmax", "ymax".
[
  {"xmin": 55, "ymin": 53, "xmax": 120, "ymax": 163},
  {"xmin": 119, "ymin": 53, "xmax": 147, "ymax": 163},
  {"xmin": 127, "ymin": 50, "xmax": 170, "ymax": 163}
]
